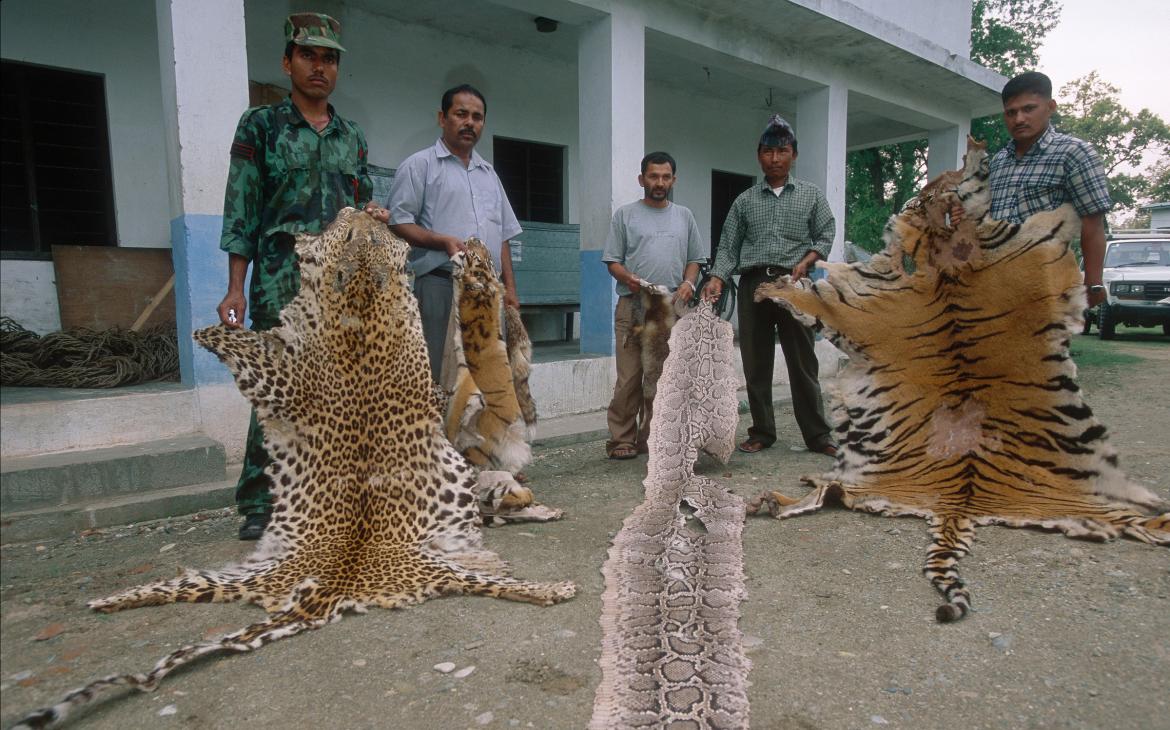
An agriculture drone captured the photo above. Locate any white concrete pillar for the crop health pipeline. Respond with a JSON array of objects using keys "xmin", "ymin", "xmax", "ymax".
[
  {"xmin": 928, "ymin": 122, "xmax": 971, "ymax": 181},
  {"xmin": 795, "ymin": 84, "xmax": 848, "ymax": 261},
  {"xmin": 155, "ymin": 0, "xmax": 249, "ymax": 387},
  {"xmin": 577, "ymin": 5, "xmax": 645, "ymax": 355}
]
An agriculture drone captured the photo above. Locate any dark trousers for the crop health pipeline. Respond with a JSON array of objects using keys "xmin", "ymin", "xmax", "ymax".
[
  {"xmin": 414, "ymin": 271, "xmax": 455, "ymax": 382},
  {"xmin": 234, "ymin": 410, "xmax": 272, "ymax": 516},
  {"xmin": 737, "ymin": 266, "xmax": 832, "ymax": 449}
]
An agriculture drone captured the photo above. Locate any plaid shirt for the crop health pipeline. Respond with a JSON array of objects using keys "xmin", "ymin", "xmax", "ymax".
[
  {"xmin": 711, "ymin": 177, "xmax": 835, "ymax": 280},
  {"xmin": 989, "ymin": 126, "xmax": 1111, "ymax": 223}
]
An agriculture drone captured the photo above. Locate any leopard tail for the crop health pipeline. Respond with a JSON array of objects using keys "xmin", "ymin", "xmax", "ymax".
[
  {"xmin": 924, "ymin": 514, "xmax": 976, "ymax": 622},
  {"xmin": 14, "ymin": 579, "xmax": 340, "ymax": 730}
]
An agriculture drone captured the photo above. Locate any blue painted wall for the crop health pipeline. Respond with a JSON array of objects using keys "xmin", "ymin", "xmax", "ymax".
[
  {"xmin": 580, "ymin": 249, "xmax": 617, "ymax": 354},
  {"xmin": 171, "ymin": 214, "xmax": 234, "ymax": 386}
]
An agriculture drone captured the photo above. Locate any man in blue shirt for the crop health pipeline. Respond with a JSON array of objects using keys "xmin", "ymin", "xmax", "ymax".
[{"xmin": 368, "ymin": 84, "xmax": 522, "ymax": 380}]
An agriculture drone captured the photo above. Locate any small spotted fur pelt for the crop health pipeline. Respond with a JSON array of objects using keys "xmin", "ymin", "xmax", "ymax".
[
  {"xmin": 592, "ymin": 302, "xmax": 749, "ymax": 728},
  {"xmin": 15, "ymin": 210, "xmax": 575, "ymax": 729},
  {"xmin": 747, "ymin": 138, "xmax": 1169, "ymax": 622}
]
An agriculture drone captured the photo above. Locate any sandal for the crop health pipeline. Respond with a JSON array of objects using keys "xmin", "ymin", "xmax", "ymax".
[
  {"xmin": 737, "ymin": 438, "xmax": 770, "ymax": 454},
  {"xmin": 608, "ymin": 445, "xmax": 638, "ymax": 460}
]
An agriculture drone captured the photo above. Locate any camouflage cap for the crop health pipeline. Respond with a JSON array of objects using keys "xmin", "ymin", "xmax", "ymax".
[{"xmin": 285, "ymin": 13, "xmax": 346, "ymax": 53}]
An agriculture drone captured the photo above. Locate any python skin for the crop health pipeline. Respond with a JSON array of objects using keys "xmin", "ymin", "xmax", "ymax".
[{"xmin": 591, "ymin": 302, "xmax": 748, "ymax": 728}]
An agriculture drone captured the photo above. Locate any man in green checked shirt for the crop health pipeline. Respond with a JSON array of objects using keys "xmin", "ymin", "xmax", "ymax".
[
  {"xmin": 216, "ymin": 13, "xmax": 372, "ymax": 540},
  {"xmin": 702, "ymin": 115, "xmax": 838, "ymax": 457}
]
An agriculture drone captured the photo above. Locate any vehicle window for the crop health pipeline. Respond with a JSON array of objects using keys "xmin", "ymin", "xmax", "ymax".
[{"xmin": 1104, "ymin": 241, "xmax": 1170, "ymax": 267}]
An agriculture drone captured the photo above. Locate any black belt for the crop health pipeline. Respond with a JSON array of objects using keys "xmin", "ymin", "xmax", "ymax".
[
  {"xmin": 423, "ymin": 268, "xmax": 453, "ymax": 280},
  {"xmin": 745, "ymin": 265, "xmax": 791, "ymax": 279}
]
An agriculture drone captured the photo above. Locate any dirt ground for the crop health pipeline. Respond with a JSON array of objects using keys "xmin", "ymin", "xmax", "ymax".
[{"xmin": 2, "ymin": 333, "xmax": 1168, "ymax": 730}]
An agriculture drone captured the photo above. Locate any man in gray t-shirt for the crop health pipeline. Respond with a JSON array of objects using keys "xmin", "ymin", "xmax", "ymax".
[{"xmin": 601, "ymin": 151, "xmax": 707, "ymax": 460}]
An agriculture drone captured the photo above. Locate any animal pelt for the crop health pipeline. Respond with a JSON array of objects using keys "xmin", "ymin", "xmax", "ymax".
[
  {"xmin": 503, "ymin": 304, "xmax": 537, "ymax": 439},
  {"xmin": 628, "ymin": 284, "xmax": 680, "ymax": 406},
  {"xmin": 441, "ymin": 239, "xmax": 531, "ymax": 473},
  {"xmin": 14, "ymin": 210, "xmax": 574, "ymax": 730},
  {"xmin": 439, "ymin": 239, "xmax": 560, "ymax": 525},
  {"xmin": 747, "ymin": 137, "xmax": 1168, "ymax": 623},
  {"xmin": 593, "ymin": 303, "xmax": 748, "ymax": 727}
]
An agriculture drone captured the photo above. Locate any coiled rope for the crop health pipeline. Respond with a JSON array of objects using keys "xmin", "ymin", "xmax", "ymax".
[{"xmin": 0, "ymin": 317, "xmax": 180, "ymax": 388}]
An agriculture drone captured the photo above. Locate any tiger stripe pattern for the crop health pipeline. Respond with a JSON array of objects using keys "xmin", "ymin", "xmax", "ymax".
[{"xmin": 747, "ymin": 137, "xmax": 1169, "ymax": 622}]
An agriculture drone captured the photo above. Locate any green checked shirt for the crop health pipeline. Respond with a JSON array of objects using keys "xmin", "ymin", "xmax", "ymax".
[
  {"xmin": 710, "ymin": 176, "xmax": 835, "ymax": 281},
  {"xmin": 220, "ymin": 97, "xmax": 373, "ymax": 329},
  {"xmin": 988, "ymin": 125, "xmax": 1111, "ymax": 224}
]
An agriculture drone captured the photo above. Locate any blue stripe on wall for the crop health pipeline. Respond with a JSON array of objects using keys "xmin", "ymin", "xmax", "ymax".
[
  {"xmin": 580, "ymin": 249, "xmax": 616, "ymax": 355},
  {"xmin": 171, "ymin": 214, "xmax": 234, "ymax": 386}
]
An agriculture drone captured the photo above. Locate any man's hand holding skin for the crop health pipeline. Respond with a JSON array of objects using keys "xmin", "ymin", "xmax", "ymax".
[
  {"xmin": 363, "ymin": 202, "xmax": 390, "ymax": 224},
  {"xmin": 606, "ymin": 261, "xmax": 642, "ymax": 294},
  {"xmin": 389, "ymin": 222, "xmax": 467, "ymax": 258},
  {"xmin": 702, "ymin": 276, "xmax": 724, "ymax": 303},
  {"xmin": 673, "ymin": 280, "xmax": 695, "ymax": 304},
  {"xmin": 217, "ymin": 253, "xmax": 250, "ymax": 329},
  {"xmin": 791, "ymin": 250, "xmax": 821, "ymax": 282}
]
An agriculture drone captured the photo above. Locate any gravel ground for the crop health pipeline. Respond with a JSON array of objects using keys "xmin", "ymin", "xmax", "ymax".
[{"xmin": 2, "ymin": 334, "xmax": 1168, "ymax": 729}]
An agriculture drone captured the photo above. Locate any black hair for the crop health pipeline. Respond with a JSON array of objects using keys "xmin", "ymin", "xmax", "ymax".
[
  {"xmin": 757, "ymin": 140, "xmax": 798, "ymax": 155},
  {"xmin": 441, "ymin": 84, "xmax": 487, "ymax": 116},
  {"xmin": 1002, "ymin": 71, "xmax": 1052, "ymax": 103},
  {"xmin": 284, "ymin": 42, "xmax": 341, "ymax": 65},
  {"xmin": 641, "ymin": 151, "xmax": 677, "ymax": 175}
]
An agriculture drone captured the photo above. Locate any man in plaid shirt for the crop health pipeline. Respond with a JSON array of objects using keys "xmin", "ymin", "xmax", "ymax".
[
  {"xmin": 961, "ymin": 71, "xmax": 1111, "ymax": 305},
  {"xmin": 702, "ymin": 116, "xmax": 838, "ymax": 457}
]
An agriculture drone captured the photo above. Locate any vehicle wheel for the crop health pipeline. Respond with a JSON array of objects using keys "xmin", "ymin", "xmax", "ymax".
[
  {"xmin": 1098, "ymin": 304, "xmax": 1116, "ymax": 340},
  {"xmin": 1081, "ymin": 307, "xmax": 1094, "ymax": 335}
]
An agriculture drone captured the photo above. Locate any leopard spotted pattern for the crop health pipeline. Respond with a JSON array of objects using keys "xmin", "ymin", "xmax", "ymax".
[
  {"xmin": 15, "ymin": 209, "xmax": 574, "ymax": 729},
  {"xmin": 747, "ymin": 138, "xmax": 1169, "ymax": 622},
  {"xmin": 591, "ymin": 302, "xmax": 749, "ymax": 728}
]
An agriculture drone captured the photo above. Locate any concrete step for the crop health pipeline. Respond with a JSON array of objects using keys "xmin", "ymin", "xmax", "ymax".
[
  {"xmin": 1, "ymin": 433, "xmax": 227, "ymax": 512},
  {"xmin": 0, "ymin": 478, "xmax": 236, "ymax": 543},
  {"xmin": 1, "ymin": 383, "xmax": 198, "ymax": 458}
]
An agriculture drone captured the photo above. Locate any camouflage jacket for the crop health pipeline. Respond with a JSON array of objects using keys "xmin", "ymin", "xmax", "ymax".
[{"xmin": 219, "ymin": 97, "xmax": 372, "ymax": 329}]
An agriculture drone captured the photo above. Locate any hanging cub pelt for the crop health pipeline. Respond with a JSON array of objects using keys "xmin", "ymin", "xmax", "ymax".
[
  {"xmin": 747, "ymin": 137, "xmax": 1169, "ymax": 623},
  {"xmin": 14, "ymin": 210, "xmax": 575, "ymax": 730},
  {"xmin": 628, "ymin": 282, "xmax": 679, "ymax": 407},
  {"xmin": 440, "ymin": 239, "xmax": 560, "ymax": 524}
]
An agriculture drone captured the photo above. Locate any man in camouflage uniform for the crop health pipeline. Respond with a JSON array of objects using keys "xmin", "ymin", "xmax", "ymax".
[{"xmin": 217, "ymin": 13, "xmax": 372, "ymax": 540}]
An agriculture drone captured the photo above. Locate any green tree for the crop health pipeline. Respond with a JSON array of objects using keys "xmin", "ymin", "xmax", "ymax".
[
  {"xmin": 1052, "ymin": 72, "xmax": 1170, "ymax": 222},
  {"xmin": 844, "ymin": 0, "xmax": 1061, "ymax": 251}
]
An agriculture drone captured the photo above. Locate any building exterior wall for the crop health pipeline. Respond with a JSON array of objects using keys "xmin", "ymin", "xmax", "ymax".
[
  {"xmin": 843, "ymin": 0, "xmax": 972, "ymax": 57},
  {"xmin": 0, "ymin": 0, "xmax": 171, "ymax": 249},
  {"xmin": 1, "ymin": 0, "xmax": 172, "ymax": 332}
]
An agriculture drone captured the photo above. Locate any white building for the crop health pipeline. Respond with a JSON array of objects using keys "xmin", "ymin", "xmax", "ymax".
[{"xmin": 0, "ymin": 0, "xmax": 1004, "ymax": 456}]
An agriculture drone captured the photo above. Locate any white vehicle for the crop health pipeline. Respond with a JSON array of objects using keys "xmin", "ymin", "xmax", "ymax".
[{"xmin": 1083, "ymin": 231, "xmax": 1170, "ymax": 339}]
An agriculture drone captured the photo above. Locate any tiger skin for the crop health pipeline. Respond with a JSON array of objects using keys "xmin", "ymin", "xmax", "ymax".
[
  {"xmin": 15, "ymin": 209, "xmax": 574, "ymax": 729},
  {"xmin": 747, "ymin": 137, "xmax": 1169, "ymax": 622},
  {"xmin": 440, "ymin": 239, "xmax": 561, "ymax": 525}
]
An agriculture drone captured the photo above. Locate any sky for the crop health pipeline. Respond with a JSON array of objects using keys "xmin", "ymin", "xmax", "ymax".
[{"xmin": 1037, "ymin": 0, "xmax": 1170, "ymax": 120}]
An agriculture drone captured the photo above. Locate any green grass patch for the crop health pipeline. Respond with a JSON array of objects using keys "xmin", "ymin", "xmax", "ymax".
[{"xmin": 1069, "ymin": 334, "xmax": 1145, "ymax": 369}]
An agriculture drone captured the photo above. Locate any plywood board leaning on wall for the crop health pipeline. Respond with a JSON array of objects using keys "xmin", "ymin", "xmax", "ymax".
[{"xmin": 51, "ymin": 246, "xmax": 175, "ymax": 331}]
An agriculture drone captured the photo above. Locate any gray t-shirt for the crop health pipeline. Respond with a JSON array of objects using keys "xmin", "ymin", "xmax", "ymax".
[{"xmin": 601, "ymin": 201, "xmax": 707, "ymax": 296}]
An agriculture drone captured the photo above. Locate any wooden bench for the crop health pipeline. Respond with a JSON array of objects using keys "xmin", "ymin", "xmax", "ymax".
[{"xmin": 510, "ymin": 222, "xmax": 580, "ymax": 341}]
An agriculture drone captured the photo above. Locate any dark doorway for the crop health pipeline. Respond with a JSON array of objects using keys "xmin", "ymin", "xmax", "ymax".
[{"xmin": 710, "ymin": 170, "xmax": 754, "ymax": 263}]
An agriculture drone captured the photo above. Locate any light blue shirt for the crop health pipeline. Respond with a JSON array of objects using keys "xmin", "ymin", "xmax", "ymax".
[{"xmin": 387, "ymin": 139, "xmax": 522, "ymax": 277}]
